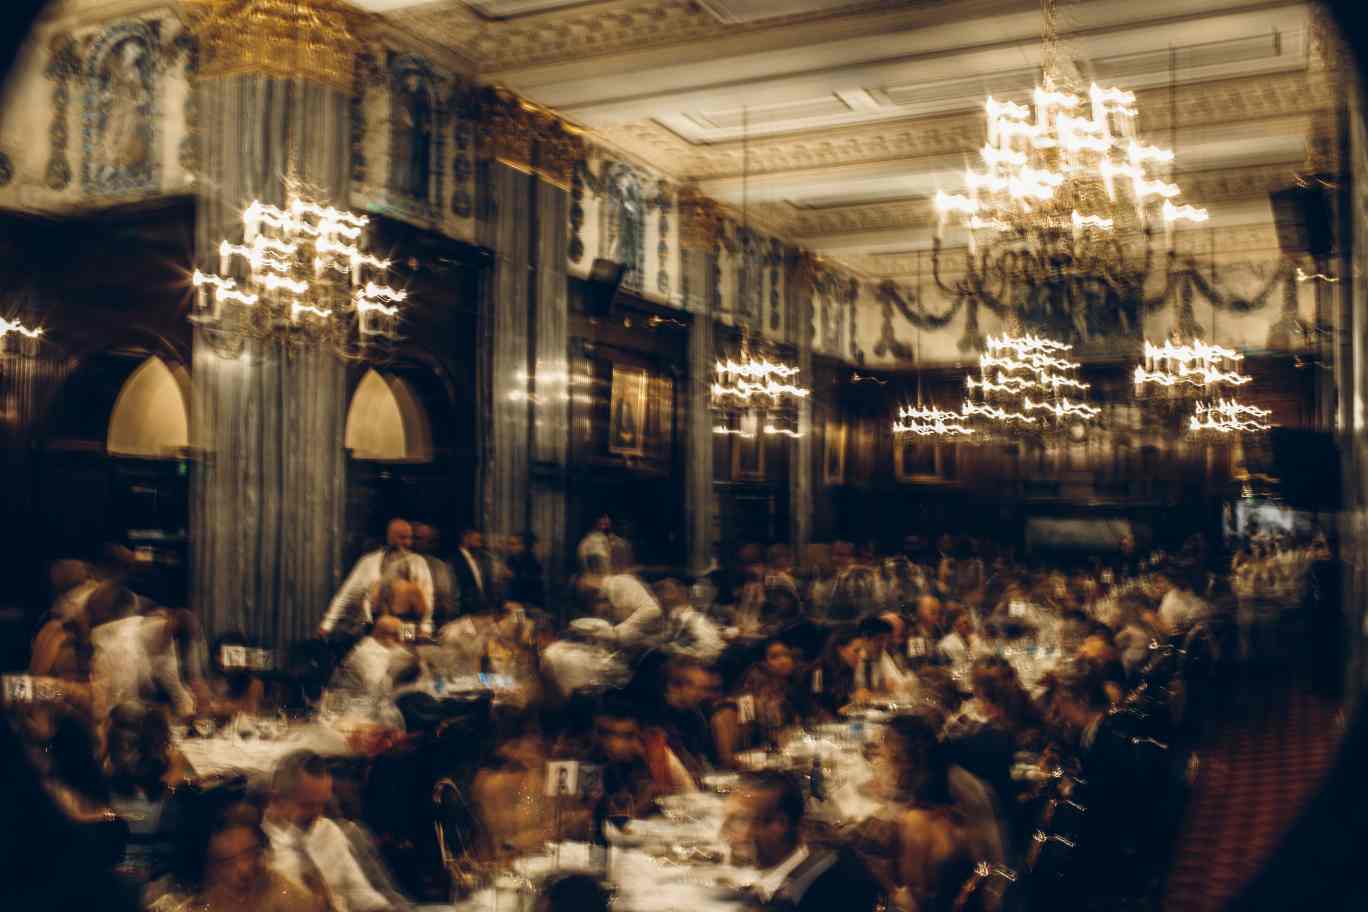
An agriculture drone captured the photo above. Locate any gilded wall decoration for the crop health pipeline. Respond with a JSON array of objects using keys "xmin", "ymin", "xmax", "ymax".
[
  {"xmin": 386, "ymin": 52, "xmax": 448, "ymax": 218},
  {"xmin": 734, "ymin": 227, "xmax": 762, "ymax": 327},
  {"xmin": 44, "ymin": 33, "xmax": 82, "ymax": 191},
  {"xmin": 655, "ymin": 179, "xmax": 671, "ymax": 296},
  {"xmin": 81, "ymin": 20, "xmax": 161, "ymax": 197}
]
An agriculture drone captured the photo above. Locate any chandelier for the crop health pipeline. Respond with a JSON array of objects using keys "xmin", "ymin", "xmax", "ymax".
[
  {"xmin": 962, "ymin": 332, "xmax": 1099, "ymax": 433},
  {"xmin": 894, "ymin": 403, "xmax": 973, "ymax": 438},
  {"xmin": 710, "ymin": 339, "xmax": 809, "ymax": 438},
  {"xmin": 192, "ymin": 191, "xmax": 406, "ymax": 359},
  {"xmin": 1133, "ymin": 339, "xmax": 1252, "ymax": 392},
  {"xmin": 930, "ymin": 0, "xmax": 1208, "ymax": 317},
  {"xmin": 0, "ymin": 317, "xmax": 42, "ymax": 354},
  {"xmin": 1189, "ymin": 398, "xmax": 1272, "ymax": 434}
]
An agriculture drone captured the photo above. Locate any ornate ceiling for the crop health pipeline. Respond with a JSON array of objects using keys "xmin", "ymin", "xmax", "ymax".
[{"xmin": 366, "ymin": 0, "xmax": 1333, "ymax": 278}]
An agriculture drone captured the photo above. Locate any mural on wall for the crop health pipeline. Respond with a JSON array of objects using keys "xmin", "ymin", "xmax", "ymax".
[
  {"xmin": 81, "ymin": 20, "xmax": 160, "ymax": 196},
  {"xmin": 655, "ymin": 179, "xmax": 671, "ymax": 296},
  {"xmin": 814, "ymin": 267, "xmax": 859, "ymax": 361},
  {"xmin": 45, "ymin": 33, "xmax": 82, "ymax": 191},
  {"xmin": 386, "ymin": 52, "xmax": 448, "ymax": 217},
  {"xmin": 734, "ymin": 227, "xmax": 763, "ymax": 329},
  {"xmin": 349, "ymin": 50, "xmax": 383, "ymax": 185}
]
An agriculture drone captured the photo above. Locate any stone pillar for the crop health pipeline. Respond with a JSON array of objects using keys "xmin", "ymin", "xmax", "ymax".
[
  {"xmin": 679, "ymin": 186, "xmax": 722, "ymax": 577},
  {"xmin": 475, "ymin": 90, "xmax": 579, "ymax": 600},
  {"xmin": 188, "ymin": 53, "xmax": 355, "ymax": 646},
  {"xmin": 786, "ymin": 250, "xmax": 817, "ymax": 565}
]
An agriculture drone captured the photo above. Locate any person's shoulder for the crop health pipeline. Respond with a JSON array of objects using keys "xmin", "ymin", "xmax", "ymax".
[{"xmin": 261, "ymin": 869, "xmax": 319, "ymax": 912}]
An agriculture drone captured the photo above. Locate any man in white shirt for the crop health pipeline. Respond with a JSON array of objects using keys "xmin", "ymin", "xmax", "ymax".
[
  {"xmin": 265, "ymin": 750, "xmax": 406, "ymax": 912},
  {"xmin": 576, "ymin": 513, "xmax": 617, "ymax": 574},
  {"xmin": 321, "ymin": 519, "xmax": 434, "ymax": 638},
  {"xmin": 596, "ymin": 540, "xmax": 665, "ymax": 647}
]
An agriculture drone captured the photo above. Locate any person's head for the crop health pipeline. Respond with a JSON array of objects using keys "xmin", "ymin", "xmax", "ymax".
[
  {"xmin": 872, "ymin": 713, "xmax": 952, "ymax": 805},
  {"xmin": 857, "ymin": 615, "xmax": 895, "ymax": 657},
  {"xmin": 412, "ymin": 522, "xmax": 438, "ymax": 554},
  {"xmin": 271, "ymin": 750, "xmax": 333, "ymax": 829},
  {"xmin": 765, "ymin": 544, "xmax": 792, "ymax": 572},
  {"xmin": 202, "ymin": 816, "xmax": 269, "ymax": 901},
  {"xmin": 592, "ymin": 693, "xmax": 642, "ymax": 764},
  {"xmin": 609, "ymin": 538, "xmax": 635, "ymax": 575},
  {"xmin": 879, "ymin": 612, "xmax": 907, "ymax": 646},
  {"xmin": 461, "ymin": 527, "xmax": 484, "ymax": 551},
  {"xmin": 1119, "ymin": 532, "xmax": 1136, "ymax": 556},
  {"xmin": 664, "ymin": 657, "xmax": 719, "ymax": 711},
  {"xmin": 970, "ymin": 655, "xmax": 1036, "ymax": 726},
  {"xmin": 595, "ymin": 514, "xmax": 613, "ymax": 534},
  {"xmin": 653, "ymin": 578, "xmax": 688, "ymax": 612},
  {"xmin": 723, "ymin": 772, "xmax": 805, "ymax": 868},
  {"xmin": 49, "ymin": 559, "xmax": 92, "ymax": 596},
  {"xmin": 84, "ymin": 581, "xmax": 136, "ymax": 628},
  {"xmin": 536, "ymin": 873, "xmax": 612, "ymax": 912},
  {"xmin": 762, "ymin": 640, "xmax": 797, "ymax": 679},
  {"xmin": 508, "ymin": 533, "xmax": 529, "ymax": 557},
  {"xmin": 386, "ymin": 518, "xmax": 413, "ymax": 552},
  {"xmin": 825, "ymin": 626, "xmax": 867, "ymax": 671},
  {"xmin": 1044, "ymin": 664, "xmax": 1110, "ymax": 741},
  {"xmin": 831, "ymin": 541, "xmax": 855, "ymax": 570},
  {"xmin": 916, "ymin": 594, "xmax": 945, "ymax": 631}
]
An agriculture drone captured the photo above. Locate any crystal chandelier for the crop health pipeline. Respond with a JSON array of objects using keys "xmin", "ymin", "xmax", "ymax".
[
  {"xmin": 1133, "ymin": 339, "xmax": 1252, "ymax": 392},
  {"xmin": 0, "ymin": 317, "xmax": 42, "ymax": 354},
  {"xmin": 930, "ymin": 0, "xmax": 1208, "ymax": 318},
  {"xmin": 192, "ymin": 192, "xmax": 406, "ymax": 359},
  {"xmin": 894, "ymin": 403, "xmax": 973, "ymax": 438},
  {"xmin": 1189, "ymin": 398, "xmax": 1272, "ymax": 434},
  {"xmin": 962, "ymin": 332, "xmax": 1099, "ymax": 432}
]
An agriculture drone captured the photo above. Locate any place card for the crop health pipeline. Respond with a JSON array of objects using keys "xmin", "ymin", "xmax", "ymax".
[
  {"xmin": 546, "ymin": 760, "xmax": 580, "ymax": 797},
  {"xmin": 907, "ymin": 637, "xmax": 929, "ymax": 658}
]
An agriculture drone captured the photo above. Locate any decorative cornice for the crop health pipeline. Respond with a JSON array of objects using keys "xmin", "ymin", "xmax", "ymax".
[
  {"xmin": 402, "ymin": 0, "xmax": 905, "ymax": 74},
  {"xmin": 187, "ymin": 0, "xmax": 371, "ymax": 92},
  {"xmin": 474, "ymin": 86, "xmax": 587, "ymax": 188},
  {"xmin": 593, "ymin": 69, "xmax": 1330, "ymax": 184},
  {"xmin": 677, "ymin": 183, "xmax": 723, "ymax": 251}
]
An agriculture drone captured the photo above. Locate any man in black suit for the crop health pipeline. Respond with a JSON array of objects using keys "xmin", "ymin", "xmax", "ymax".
[
  {"xmin": 452, "ymin": 526, "xmax": 494, "ymax": 617},
  {"xmin": 723, "ymin": 772, "xmax": 881, "ymax": 912}
]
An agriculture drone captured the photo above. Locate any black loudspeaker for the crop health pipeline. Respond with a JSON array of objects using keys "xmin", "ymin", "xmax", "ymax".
[
  {"xmin": 583, "ymin": 258, "xmax": 626, "ymax": 317},
  {"xmin": 1264, "ymin": 427, "xmax": 1341, "ymax": 511},
  {"xmin": 1269, "ymin": 184, "xmax": 1333, "ymax": 259}
]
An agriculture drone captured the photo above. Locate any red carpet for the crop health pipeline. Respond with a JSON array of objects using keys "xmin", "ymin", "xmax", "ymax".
[{"xmin": 1163, "ymin": 689, "xmax": 1343, "ymax": 912}]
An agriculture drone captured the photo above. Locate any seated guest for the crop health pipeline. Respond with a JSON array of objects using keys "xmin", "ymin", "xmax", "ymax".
[
  {"xmin": 722, "ymin": 771, "xmax": 881, "ymax": 912},
  {"xmin": 156, "ymin": 798, "xmax": 320, "ymax": 912},
  {"xmin": 911, "ymin": 594, "xmax": 950, "ymax": 650},
  {"xmin": 646, "ymin": 656, "xmax": 721, "ymax": 787},
  {"xmin": 265, "ymin": 750, "xmax": 401, "ymax": 912},
  {"xmin": 715, "ymin": 638, "xmax": 806, "ymax": 766},
  {"xmin": 855, "ymin": 615, "xmax": 898, "ymax": 694},
  {"xmin": 807, "ymin": 626, "xmax": 871, "ymax": 718},
  {"xmin": 653, "ymin": 578, "xmax": 725, "ymax": 662},
  {"xmin": 471, "ymin": 721, "xmax": 554, "ymax": 859},
  {"xmin": 585, "ymin": 692, "xmax": 666, "ymax": 824},
  {"xmin": 535, "ymin": 872, "xmax": 611, "ymax": 912},
  {"xmin": 321, "ymin": 519, "xmax": 434, "ymax": 639},
  {"xmin": 104, "ymin": 702, "xmax": 187, "ymax": 889},
  {"xmin": 368, "ymin": 567, "xmax": 430, "ymax": 631},
  {"xmin": 204, "ymin": 633, "xmax": 268, "ymax": 721},
  {"xmin": 328, "ymin": 616, "xmax": 414, "ymax": 728},
  {"xmin": 855, "ymin": 715, "xmax": 1003, "ymax": 912},
  {"xmin": 1156, "ymin": 562, "xmax": 1213, "ymax": 634}
]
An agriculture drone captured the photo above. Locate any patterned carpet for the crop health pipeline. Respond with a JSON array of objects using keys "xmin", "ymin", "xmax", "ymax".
[{"xmin": 1162, "ymin": 688, "xmax": 1344, "ymax": 912}]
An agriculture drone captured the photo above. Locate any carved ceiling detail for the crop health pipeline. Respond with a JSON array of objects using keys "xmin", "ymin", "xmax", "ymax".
[{"xmin": 594, "ymin": 69, "xmax": 1331, "ymax": 182}]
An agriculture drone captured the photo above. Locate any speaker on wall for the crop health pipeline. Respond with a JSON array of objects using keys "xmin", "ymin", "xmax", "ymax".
[
  {"xmin": 1269, "ymin": 184, "xmax": 1333, "ymax": 259},
  {"xmin": 583, "ymin": 258, "xmax": 627, "ymax": 318}
]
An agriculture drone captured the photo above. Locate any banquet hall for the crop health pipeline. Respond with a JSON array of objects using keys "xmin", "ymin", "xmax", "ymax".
[{"xmin": 1, "ymin": 0, "xmax": 1367, "ymax": 909}]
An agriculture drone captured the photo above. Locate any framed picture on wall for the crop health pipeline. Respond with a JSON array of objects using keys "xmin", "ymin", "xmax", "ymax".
[
  {"xmin": 732, "ymin": 410, "xmax": 766, "ymax": 480},
  {"xmin": 895, "ymin": 438, "xmax": 956, "ymax": 483},
  {"xmin": 609, "ymin": 364, "xmax": 649, "ymax": 456},
  {"xmin": 823, "ymin": 419, "xmax": 846, "ymax": 485}
]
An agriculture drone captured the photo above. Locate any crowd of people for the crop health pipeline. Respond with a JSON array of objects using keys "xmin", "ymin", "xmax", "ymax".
[{"xmin": 4, "ymin": 512, "xmax": 1344, "ymax": 912}]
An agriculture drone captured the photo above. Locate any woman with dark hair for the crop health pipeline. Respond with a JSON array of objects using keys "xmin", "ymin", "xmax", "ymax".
[
  {"xmin": 854, "ymin": 714, "xmax": 1004, "ymax": 912},
  {"xmin": 807, "ymin": 626, "xmax": 870, "ymax": 719}
]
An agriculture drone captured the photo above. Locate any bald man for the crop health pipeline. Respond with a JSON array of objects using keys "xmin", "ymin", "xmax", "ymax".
[{"xmin": 320, "ymin": 519, "xmax": 434, "ymax": 639}]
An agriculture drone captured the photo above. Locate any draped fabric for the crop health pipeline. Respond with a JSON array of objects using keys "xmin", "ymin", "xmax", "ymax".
[
  {"xmin": 190, "ymin": 75, "xmax": 350, "ymax": 648},
  {"xmin": 682, "ymin": 248, "xmax": 717, "ymax": 577}
]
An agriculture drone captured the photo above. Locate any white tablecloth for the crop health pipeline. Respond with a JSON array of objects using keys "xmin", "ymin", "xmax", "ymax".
[{"xmin": 177, "ymin": 722, "xmax": 352, "ymax": 778}]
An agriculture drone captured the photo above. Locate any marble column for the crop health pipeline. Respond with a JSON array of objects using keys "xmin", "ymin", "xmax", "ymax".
[
  {"xmin": 680, "ymin": 186, "xmax": 721, "ymax": 577},
  {"xmin": 190, "ymin": 75, "xmax": 350, "ymax": 647},
  {"xmin": 786, "ymin": 250, "xmax": 816, "ymax": 565}
]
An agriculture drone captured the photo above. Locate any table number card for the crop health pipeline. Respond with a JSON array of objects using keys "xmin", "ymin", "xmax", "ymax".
[
  {"xmin": 221, "ymin": 645, "xmax": 248, "ymax": 669},
  {"xmin": 546, "ymin": 760, "xmax": 580, "ymax": 798},
  {"xmin": 908, "ymin": 637, "xmax": 929, "ymax": 658},
  {"xmin": 737, "ymin": 694, "xmax": 756, "ymax": 725},
  {"xmin": 400, "ymin": 623, "xmax": 418, "ymax": 643},
  {"xmin": 1008, "ymin": 601, "xmax": 1028, "ymax": 619},
  {"xmin": 2, "ymin": 674, "xmax": 34, "ymax": 704}
]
